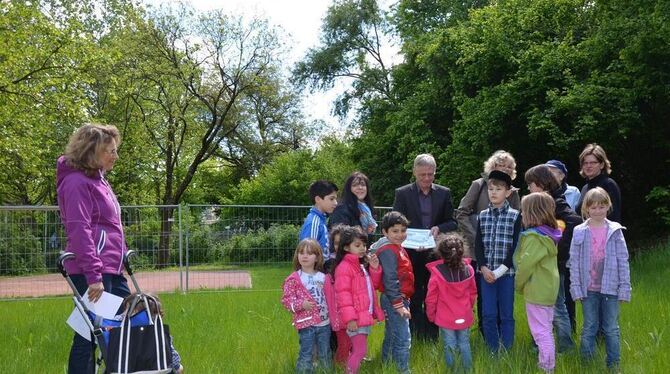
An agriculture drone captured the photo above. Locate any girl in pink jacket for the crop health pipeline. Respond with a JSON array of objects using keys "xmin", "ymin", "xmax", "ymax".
[
  {"xmin": 426, "ymin": 233, "xmax": 477, "ymax": 371},
  {"xmin": 282, "ymin": 239, "xmax": 336, "ymax": 373},
  {"xmin": 333, "ymin": 226, "xmax": 384, "ymax": 374}
]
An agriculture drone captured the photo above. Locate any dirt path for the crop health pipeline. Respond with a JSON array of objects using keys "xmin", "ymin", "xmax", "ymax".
[{"xmin": 0, "ymin": 270, "xmax": 251, "ymax": 298}]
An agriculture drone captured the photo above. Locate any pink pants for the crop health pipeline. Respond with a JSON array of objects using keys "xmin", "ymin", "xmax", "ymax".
[
  {"xmin": 334, "ymin": 329, "xmax": 352, "ymax": 365},
  {"xmin": 526, "ymin": 303, "xmax": 555, "ymax": 371},
  {"xmin": 347, "ymin": 334, "xmax": 368, "ymax": 374}
]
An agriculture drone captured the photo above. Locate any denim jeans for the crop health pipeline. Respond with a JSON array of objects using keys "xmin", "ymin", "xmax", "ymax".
[
  {"xmin": 296, "ymin": 324, "xmax": 332, "ymax": 373},
  {"xmin": 380, "ymin": 295, "xmax": 411, "ymax": 372},
  {"xmin": 553, "ymin": 273, "xmax": 575, "ymax": 352},
  {"xmin": 480, "ymin": 274, "xmax": 515, "ymax": 352},
  {"xmin": 69, "ymin": 274, "xmax": 130, "ymax": 374},
  {"xmin": 580, "ymin": 291, "xmax": 620, "ymax": 368},
  {"xmin": 440, "ymin": 327, "xmax": 472, "ymax": 370}
]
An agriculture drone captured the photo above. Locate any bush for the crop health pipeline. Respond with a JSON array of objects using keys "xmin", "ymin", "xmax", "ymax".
[
  {"xmin": 220, "ymin": 224, "xmax": 299, "ymax": 264},
  {"xmin": 0, "ymin": 219, "xmax": 47, "ymax": 275}
]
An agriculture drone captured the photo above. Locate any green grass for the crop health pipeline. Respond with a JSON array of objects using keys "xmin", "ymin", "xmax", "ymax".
[{"xmin": 1, "ymin": 245, "xmax": 668, "ymax": 373}]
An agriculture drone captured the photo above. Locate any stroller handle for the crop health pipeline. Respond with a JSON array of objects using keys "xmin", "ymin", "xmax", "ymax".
[
  {"xmin": 57, "ymin": 252, "xmax": 76, "ymax": 277},
  {"xmin": 123, "ymin": 250, "xmax": 138, "ymax": 275}
]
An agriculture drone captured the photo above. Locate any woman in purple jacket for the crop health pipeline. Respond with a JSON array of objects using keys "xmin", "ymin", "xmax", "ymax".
[{"xmin": 57, "ymin": 123, "xmax": 130, "ymax": 373}]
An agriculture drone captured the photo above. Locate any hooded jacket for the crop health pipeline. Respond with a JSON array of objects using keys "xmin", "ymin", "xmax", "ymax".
[
  {"xmin": 514, "ymin": 226, "xmax": 561, "ymax": 306},
  {"xmin": 370, "ymin": 237, "xmax": 415, "ymax": 308},
  {"xmin": 334, "ymin": 253, "xmax": 384, "ymax": 327},
  {"xmin": 56, "ymin": 156, "xmax": 126, "ymax": 284},
  {"xmin": 425, "ymin": 258, "xmax": 477, "ymax": 330},
  {"xmin": 281, "ymin": 271, "xmax": 337, "ymax": 330},
  {"xmin": 568, "ymin": 219, "xmax": 631, "ymax": 301}
]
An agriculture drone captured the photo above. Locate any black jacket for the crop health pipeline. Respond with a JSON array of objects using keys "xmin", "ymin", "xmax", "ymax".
[
  {"xmin": 576, "ymin": 173, "xmax": 622, "ymax": 223},
  {"xmin": 551, "ymin": 189, "xmax": 583, "ymax": 273}
]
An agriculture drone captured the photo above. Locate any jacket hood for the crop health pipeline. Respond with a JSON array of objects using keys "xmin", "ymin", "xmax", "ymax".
[
  {"xmin": 534, "ymin": 225, "xmax": 563, "ymax": 244},
  {"xmin": 369, "ymin": 237, "xmax": 389, "ymax": 253},
  {"xmin": 426, "ymin": 259, "xmax": 474, "ymax": 295},
  {"xmin": 56, "ymin": 155, "xmax": 101, "ymax": 188}
]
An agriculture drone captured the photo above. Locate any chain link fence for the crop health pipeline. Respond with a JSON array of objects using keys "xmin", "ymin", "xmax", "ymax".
[{"xmin": 0, "ymin": 205, "xmax": 391, "ymax": 299}]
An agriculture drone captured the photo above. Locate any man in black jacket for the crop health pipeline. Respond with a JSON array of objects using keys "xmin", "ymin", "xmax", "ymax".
[{"xmin": 393, "ymin": 153, "xmax": 458, "ymax": 341}]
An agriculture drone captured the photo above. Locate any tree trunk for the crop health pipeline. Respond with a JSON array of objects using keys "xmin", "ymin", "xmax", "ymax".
[{"xmin": 157, "ymin": 206, "xmax": 175, "ymax": 268}]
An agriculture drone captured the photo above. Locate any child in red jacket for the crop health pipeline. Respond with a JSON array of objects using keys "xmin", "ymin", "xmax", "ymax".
[
  {"xmin": 333, "ymin": 226, "xmax": 384, "ymax": 374},
  {"xmin": 426, "ymin": 233, "xmax": 477, "ymax": 371},
  {"xmin": 282, "ymin": 238, "xmax": 334, "ymax": 373}
]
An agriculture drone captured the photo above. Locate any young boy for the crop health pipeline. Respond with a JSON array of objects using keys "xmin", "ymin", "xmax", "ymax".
[
  {"xmin": 474, "ymin": 170, "xmax": 522, "ymax": 353},
  {"xmin": 299, "ymin": 180, "xmax": 338, "ymax": 262},
  {"xmin": 370, "ymin": 211, "xmax": 414, "ymax": 373}
]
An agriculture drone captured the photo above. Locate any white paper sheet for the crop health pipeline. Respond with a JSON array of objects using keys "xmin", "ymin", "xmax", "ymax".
[
  {"xmin": 66, "ymin": 290, "xmax": 124, "ymax": 341},
  {"xmin": 402, "ymin": 228, "xmax": 436, "ymax": 249}
]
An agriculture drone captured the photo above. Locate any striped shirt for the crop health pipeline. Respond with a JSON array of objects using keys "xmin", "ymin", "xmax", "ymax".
[{"xmin": 299, "ymin": 207, "xmax": 330, "ymax": 259}]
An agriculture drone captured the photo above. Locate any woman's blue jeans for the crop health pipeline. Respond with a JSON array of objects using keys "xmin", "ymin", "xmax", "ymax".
[{"xmin": 68, "ymin": 274, "xmax": 129, "ymax": 374}]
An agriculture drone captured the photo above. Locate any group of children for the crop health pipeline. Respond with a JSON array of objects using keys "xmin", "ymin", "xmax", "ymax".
[{"xmin": 283, "ymin": 172, "xmax": 630, "ymax": 373}]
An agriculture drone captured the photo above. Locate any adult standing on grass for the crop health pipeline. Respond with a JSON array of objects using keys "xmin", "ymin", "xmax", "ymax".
[
  {"xmin": 454, "ymin": 150, "xmax": 520, "ymax": 337},
  {"xmin": 393, "ymin": 153, "xmax": 458, "ymax": 342},
  {"xmin": 575, "ymin": 144, "xmax": 622, "ymax": 223},
  {"xmin": 329, "ymin": 171, "xmax": 377, "ymax": 240},
  {"xmin": 57, "ymin": 123, "xmax": 131, "ymax": 374}
]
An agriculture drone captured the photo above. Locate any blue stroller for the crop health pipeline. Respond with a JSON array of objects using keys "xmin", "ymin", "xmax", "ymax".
[{"xmin": 59, "ymin": 251, "xmax": 175, "ymax": 374}]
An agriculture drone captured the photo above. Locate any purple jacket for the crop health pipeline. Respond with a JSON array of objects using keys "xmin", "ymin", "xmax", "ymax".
[
  {"xmin": 568, "ymin": 219, "xmax": 631, "ymax": 302},
  {"xmin": 56, "ymin": 156, "xmax": 126, "ymax": 284}
]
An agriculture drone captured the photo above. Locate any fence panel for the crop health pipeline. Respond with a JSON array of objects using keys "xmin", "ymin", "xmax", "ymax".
[{"xmin": 0, "ymin": 204, "xmax": 392, "ymax": 299}]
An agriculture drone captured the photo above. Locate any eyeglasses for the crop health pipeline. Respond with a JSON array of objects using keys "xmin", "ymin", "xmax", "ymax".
[
  {"xmin": 106, "ymin": 148, "xmax": 118, "ymax": 156},
  {"xmin": 582, "ymin": 161, "xmax": 600, "ymax": 166}
]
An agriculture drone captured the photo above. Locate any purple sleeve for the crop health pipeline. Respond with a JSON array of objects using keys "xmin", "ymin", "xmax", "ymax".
[{"xmin": 60, "ymin": 179, "xmax": 103, "ymax": 284}]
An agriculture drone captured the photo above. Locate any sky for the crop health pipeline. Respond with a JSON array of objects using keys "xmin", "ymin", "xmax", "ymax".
[{"xmin": 144, "ymin": 0, "xmax": 400, "ymax": 135}]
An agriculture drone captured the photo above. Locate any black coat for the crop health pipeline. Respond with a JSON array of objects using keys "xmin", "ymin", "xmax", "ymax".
[{"xmin": 392, "ymin": 182, "xmax": 457, "ymax": 232}]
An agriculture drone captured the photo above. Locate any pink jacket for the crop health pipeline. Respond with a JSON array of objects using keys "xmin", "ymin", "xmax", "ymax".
[
  {"xmin": 334, "ymin": 254, "xmax": 384, "ymax": 327},
  {"xmin": 425, "ymin": 259, "xmax": 477, "ymax": 330},
  {"xmin": 281, "ymin": 271, "xmax": 337, "ymax": 330}
]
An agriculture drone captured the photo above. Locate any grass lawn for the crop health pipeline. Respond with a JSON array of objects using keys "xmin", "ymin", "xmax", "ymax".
[{"xmin": 0, "ymin": 244, "xmax": 668, "ymax": 373}]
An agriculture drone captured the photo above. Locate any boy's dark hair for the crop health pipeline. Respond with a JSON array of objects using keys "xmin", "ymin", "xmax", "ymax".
[
  {"xmin": 381, "ymin": 211, "xmax": 409, "ymax": 232},
  {"xmin": 309, "ymin": 180, "xmax": 338, "ymax": 203},
  {"xmin": 524, "ymin": 164, "xmax": 560, "ymax": 193},
  {"xmin": 435, "ymin": 233, "xmax": 467, "ymax": 271},
  {"xmin": 332, "ymin": 225, "xmax": 367, "ymax": 278},
  {"xmin": 487, "ymin": 170, "xmax": 512, "ymax": 189}
]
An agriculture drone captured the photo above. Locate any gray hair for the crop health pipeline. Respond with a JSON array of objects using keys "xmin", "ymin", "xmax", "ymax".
[{"xmin": 413, "ymin": 153, "xmax": 436, "ymax": 170}]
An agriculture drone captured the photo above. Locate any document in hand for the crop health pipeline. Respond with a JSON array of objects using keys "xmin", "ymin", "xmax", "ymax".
[
  {"xmin": 66, "ymin": 290, "xmax": 124, "ymax": 341},
  {"xmin": 402, "ymin": 228, "xmax": 436, "ymax": 250}
]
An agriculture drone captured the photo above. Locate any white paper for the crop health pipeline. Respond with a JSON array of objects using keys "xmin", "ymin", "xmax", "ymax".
[
  {"xmin": 402, "ymin": 228, "xmax": 436, "ymax": 249},
  {"xmin": 66, "ymin": 290, "xmax": 124, "ymax": 341}
]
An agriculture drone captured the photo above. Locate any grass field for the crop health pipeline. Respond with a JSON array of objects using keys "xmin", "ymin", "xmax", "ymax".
[{"xmin": 1, "ymin": 243, "xmax": 668, "ymax": 373}]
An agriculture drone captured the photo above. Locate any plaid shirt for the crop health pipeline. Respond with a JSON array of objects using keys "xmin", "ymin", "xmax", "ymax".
[{"xmin": 477, "ymin": 201, "xmax": 520, "ymax": 276}]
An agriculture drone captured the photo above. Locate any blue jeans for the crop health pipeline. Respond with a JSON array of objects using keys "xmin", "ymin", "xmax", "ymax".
[
  {"xmin": 480, "ymin": 274, "xmax": 515, "ymax": 352},
  {"xmin": 580, "ymin": 291, "xmax": 620, "ymax": 368},
  {"xmin": 380, "ymin": 295, "xmax": 411, "ymax": 372},
  {"xmin": 553, "ymin": 273, "xmax": 575, "ymax": 352},
  {"xmin": 296, "ymin": 324, "xmax": 332, "ymax": 373},
  {"xmin": 441, "ymin": 328, "xmax": 472, "ymax": 370},
  {"xmin": 69, "ymin": 274, "xmax": 130, "ymax": 374}
]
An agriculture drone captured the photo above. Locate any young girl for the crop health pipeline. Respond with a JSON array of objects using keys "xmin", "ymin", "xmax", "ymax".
[
  {"xmin": 121, "ymin": 293, "xmax": 184, "ymax": 374},
  {"xmin": 281, "ymin": 238, "xmax": 333, "ymax": 373},
  {"xmin": 425, "ymin": 233, "xmax": 477, "ymax": 371},
  {"xmin": 569, "ymin": 187, "xmax": 630, "ymax": 369},
  {"xmin": 327, "ymin": 224, "xmax": 350, "ymax": 366},
  {"xmin": 514, "ymin": 192, "xmax": 562, "ymax": 373},
  {"xmin": 333, "ymin": 226, "xmax": 384, "ymax": 374}
]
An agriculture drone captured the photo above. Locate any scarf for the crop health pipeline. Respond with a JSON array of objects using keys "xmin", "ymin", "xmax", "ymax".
[{"xmin": 357, "ymin": 201, "xmax": 377, "ymax": 234}]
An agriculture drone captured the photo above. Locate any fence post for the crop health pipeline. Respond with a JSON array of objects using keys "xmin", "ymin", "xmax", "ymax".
[
  {"xmin": 185, "ymin": 205, "xmax": 190, "ymax": 293},
  {"xmin": 178, "ymin": 204, "xmax": 184, "ymax": 293}
]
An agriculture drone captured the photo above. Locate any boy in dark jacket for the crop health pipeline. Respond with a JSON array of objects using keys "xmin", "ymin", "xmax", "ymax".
[
  {"xmin": 370, "ymin": 211, "xmax": 414, "ymax": 373},
  {"xmin": 525, "ymin": 164, "xmax": 582, "ymax": 351}
]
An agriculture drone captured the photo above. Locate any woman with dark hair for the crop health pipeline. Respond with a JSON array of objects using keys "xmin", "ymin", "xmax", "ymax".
[
  {"xmin": 329, "ymin": 172, "xmax": 377, "ymax": 237},
  {"xmin": 575, "ymin": 143, "xmax": 622, "ymax": 223}
]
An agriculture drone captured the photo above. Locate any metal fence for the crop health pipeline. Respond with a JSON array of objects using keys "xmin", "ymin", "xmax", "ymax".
[{"xmin": 0, "ymin": 204, "xmax": 391, "ymax": 298}]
